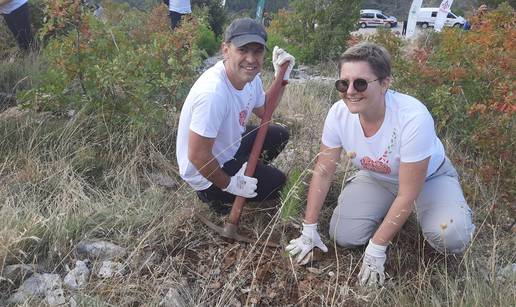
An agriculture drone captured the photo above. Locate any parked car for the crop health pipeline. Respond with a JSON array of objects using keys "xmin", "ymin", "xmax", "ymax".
[
  {"xmin": 416, "ymin": 8, "xmax": 466, "ymax": 28},
  {"xmin": 359, "ymin": 9, "xmax": 398, "ymax": 28}
]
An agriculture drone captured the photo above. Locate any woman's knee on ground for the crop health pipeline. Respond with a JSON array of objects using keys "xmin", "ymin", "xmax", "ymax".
[
  {"xmin": 422, "ymin": 218, "xmax": 475, "ymax": 254},
  {"xmin": 328, "ymin": 218, "xmax": 376, "ymax": 248}
]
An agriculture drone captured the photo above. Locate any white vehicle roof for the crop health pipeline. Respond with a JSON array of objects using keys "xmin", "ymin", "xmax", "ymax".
[{"xmin": 361, "ymin": 9, "xmax": 384, "ymax": 14}]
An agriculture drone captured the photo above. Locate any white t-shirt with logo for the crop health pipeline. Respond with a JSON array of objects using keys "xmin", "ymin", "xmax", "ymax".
[
  {"xmin": 0, "ymin": 0, "xmax": 27, "ymax": 14},
  {"xmin": 176, "ymin": 60, "xmax": 266, "ymax": 190},
  {"xmin": 322, "ymin": 90, "xmax": 445, "ymax": 183},
  {"xmin": 169, "ymin": 0, "xmax": 191, "ymax": 14}
]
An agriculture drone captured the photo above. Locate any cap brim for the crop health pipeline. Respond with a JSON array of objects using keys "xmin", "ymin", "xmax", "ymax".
[{"xmin": 230, "ymin": 34, "xmax": 266, "ymax": 48}]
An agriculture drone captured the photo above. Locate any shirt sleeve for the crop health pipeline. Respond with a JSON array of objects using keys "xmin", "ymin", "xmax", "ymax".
[
  {"xmin": 255, "ymin": 76, "xmax": 266, "ymax": 108},
  {"xmin": 400, "ymin": 112, "xmax": 436, "ymax": 163},
  {"xmin": 321, "ymin": 104, "xmax": 342, "ymax": 148},
  {"xmin": 189, "ymin": 93, "xmax": 227, "ymax": 138}
]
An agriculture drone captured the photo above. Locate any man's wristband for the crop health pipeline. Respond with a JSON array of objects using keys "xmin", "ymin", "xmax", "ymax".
[{"xmin": 281, "ymin": 80, "xmax": 289, "ymax": 86}]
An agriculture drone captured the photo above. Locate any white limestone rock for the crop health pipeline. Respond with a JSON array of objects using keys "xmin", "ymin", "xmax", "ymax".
[{"xmin": 64, "ymin": 260, "xmax": 90, "ymax": 290}]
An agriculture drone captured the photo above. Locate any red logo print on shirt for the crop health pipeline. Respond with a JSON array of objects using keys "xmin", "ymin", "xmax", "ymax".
[
  {"xmin": 360, "ymin": 156, "xmax": 392, "ymax": 174},
  {"xmin": 239, "ymin": 110, "xmax": 247, "ymax": 127},
  {"xmin": 359, "ymin": 128, "xmax": 398, "ymax": 175}
]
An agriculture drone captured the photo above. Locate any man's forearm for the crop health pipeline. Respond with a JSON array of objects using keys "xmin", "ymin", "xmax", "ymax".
[{"xmin": 192, "ymin": 157, "xmax": 230, "ymax": 189}]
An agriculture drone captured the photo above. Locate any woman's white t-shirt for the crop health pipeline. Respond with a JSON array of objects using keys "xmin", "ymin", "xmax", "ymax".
[
  {"xmin": 0, "ymin": 0, "xmax": 27, "ymax": 14},
  {"xmin": 176, "ymin": 61, "xmax": 265, "ymax": 190},
  {"xmin": 322, "ymin": 90, "xmax": 445, "ymax": 183}
]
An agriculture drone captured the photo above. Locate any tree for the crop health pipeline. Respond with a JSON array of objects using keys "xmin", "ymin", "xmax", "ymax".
[
  {"xmin": 268, "ymin": 0, "xmax": 361, "ymax": 63},
  {"xmin": 192, "ymin": 0, "xmax": 227, "ymax": 37}
]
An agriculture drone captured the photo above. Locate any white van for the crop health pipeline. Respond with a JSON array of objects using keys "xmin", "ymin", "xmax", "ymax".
[
  {"xmin": 416, "ymin": 8, "xmax": 465, "ymax": 28},
  {"xmin": 359, "ymin": 9, "xmax": 398, "ymax": 28}
]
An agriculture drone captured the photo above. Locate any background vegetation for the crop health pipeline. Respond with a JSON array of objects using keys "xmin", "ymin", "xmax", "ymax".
[{"xmin": 0, "ymin": 0, "xmax": 514, "ymax": 306}]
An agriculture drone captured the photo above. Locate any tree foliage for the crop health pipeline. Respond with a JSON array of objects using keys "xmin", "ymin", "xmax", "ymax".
[
  {"xmin": 267, "ymin": 0, "xmax": 360, "ymax": 64},
  {"xmin": 192, "ymin": 0, "xmax": 227, "ymax": 37},
  {"xmin": 20, "ymin": 0, "xmax": 208, "ymax": 131}
]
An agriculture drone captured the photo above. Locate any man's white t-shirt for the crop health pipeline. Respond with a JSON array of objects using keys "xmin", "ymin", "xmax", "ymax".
[
  {"xmin": 0, "ymin": 0, "xmax": 27, "ymax": 14},
  {"xmin": 322, "ymin": 90, "xmax": 445, "ymax": 182},
  {"xmin": 169, "ymin": 0, "xmax": 191, "ymax": 14},
  {"xmin": 176, "ymin": 60, "xmax": 266, "ymax": 190}
]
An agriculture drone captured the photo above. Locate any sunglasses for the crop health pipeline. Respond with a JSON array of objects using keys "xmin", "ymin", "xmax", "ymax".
[{"xmin": 335, "ymin": 78, "xmax": 380, "ymax": 93}]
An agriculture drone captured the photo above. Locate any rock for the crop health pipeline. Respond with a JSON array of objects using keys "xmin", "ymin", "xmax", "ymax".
[
  {"xmin": 46, "ymin": 286, "xmax": 66, "ymax": 306},
  {"xmin": 64, "ymin": 260, "xmax": 90, "ymax": 290},
  {"xmin": 149, "ymin": 172, "xmax": 177, "ymax": 189},
  {"xmin": 201, "ymin": 54, "xmax": 223, "ymax": 72},
  {"xmin": 159, "ymin": 288, "xmax": 186, "ymax": 307},
  {"xmin": 497, "ymin": 263, "xmax": 516, "ymax": 281},
  {"xmin": 0, "ymin": 106, "xmax": 27, "ymax": 121},
  {"xmin": 2, "ymin": 264, "xmax": 36, "ymax": 284},
  {"xmin": 96, "ymin": 261, "xmax": 126, "ymax": 279},
  {"xmin": 8, "ymin": 273, "xmax": 65, "ymax": 306},
  {"xmin": 69, "ymin": 296, "xmax": 77, "ymax": 307},
  {"xmin": 76, "ymin": 240, "xmax": 126, "ymax": 261}
]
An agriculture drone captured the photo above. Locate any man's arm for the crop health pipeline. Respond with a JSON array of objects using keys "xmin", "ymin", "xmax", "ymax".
[
  {"xmin": 187, "ymin": 130, "xmax": 230, "ymax": 189},
  {"xmin": 371, "ymin": 157, "xmax": 430, "ymax": 245}
]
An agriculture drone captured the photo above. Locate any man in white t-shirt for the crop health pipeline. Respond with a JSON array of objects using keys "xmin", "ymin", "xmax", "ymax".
[
  {"xmin": 176, "ymin": 18, "xmax": 295, "ymax": 214},
  {"xmin": 168, "ymin": 0, "xmax": 191, "ymax": 29},
  {"xmin": 0, "ymin": 0, "xmax": 33, "ymax": 50}
]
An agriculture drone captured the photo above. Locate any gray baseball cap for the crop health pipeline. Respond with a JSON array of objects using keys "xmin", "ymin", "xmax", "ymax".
[{"xmin": 224, "ymin": 18, "xmax": 267, "ymax": 47}]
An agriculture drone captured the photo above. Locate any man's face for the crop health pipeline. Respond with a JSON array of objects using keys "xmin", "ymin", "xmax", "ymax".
[{"xmin": 222, "ymin": 42, "xmax": 266, "ymax": 90}]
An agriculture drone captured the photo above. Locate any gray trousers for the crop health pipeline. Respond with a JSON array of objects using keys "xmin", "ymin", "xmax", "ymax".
[{"xmin": 329, "ymin": 158, "xmax": 475, "ymax": 254}]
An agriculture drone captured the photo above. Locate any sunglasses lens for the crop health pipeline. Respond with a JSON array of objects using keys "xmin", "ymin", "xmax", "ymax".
[
  {"xmin": 354, "ymin": 79, "xmax": 368, "ymax": 92},
  {"xmin": 335, "ymin": 80, "xmax": 349, "ymax": 92}
]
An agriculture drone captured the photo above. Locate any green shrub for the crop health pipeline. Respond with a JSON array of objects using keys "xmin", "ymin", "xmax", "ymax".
[
  {"xmin": 19, "ymin": 2, "xmax": 204, "ymax": 132},
  {"xmin": 267, "ymin": 0, "xmax": 360, "ymax": 64}
]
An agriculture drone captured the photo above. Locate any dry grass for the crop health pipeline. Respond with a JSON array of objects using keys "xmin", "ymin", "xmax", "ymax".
[{"xmin": 0, "ymin": 64, "xmax": 515, "ymax": 306}]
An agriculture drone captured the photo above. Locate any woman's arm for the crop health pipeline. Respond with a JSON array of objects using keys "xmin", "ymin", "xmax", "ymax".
[
  {"xmin": 304, "ymin": 144, "xmax": 342, "ymax": 223},
  {"xmin": 371, "ymin": 157, "xmax": 430, "ymax": 245}
]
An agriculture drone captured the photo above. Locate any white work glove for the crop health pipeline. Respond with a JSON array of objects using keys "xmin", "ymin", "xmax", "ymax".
[
  {"xmin": 285, "ymin": 222, "xmax": 328, "ymax": 265},
  {"xmin": 222, "ymin": 162, "xmax": 258, "ymax": 198},
  {"xmin": 272, "ymin": 46, "xmax": 295, "ymax": 81},
  {"xmin": 358, "ymin": 239, "xmax": 387, "ymax": 287}
]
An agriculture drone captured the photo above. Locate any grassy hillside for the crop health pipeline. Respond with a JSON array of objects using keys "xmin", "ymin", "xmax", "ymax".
[{"xmin": 1, "ymin": 1, "xmax": 515, "ymax": 306}]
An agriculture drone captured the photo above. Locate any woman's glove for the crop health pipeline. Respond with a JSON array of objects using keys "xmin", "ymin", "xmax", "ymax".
[
  {"xmin": 222, "ymin": 162, "xmax": 257, "ymax": 198},
  {"xmin": 286, "ymin": 222, "xmax": 328, "ymax": 265},
  {"xmin": 358, "ymin": 239, "xmax": 387, "ymax": 287},
  {"xmin": 272, "ymin": 46, "xmax": 295, "ymax": 81}
]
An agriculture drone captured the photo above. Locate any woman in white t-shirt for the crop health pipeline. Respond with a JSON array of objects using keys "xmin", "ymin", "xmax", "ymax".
[{"xmin": 286, "ymin": 42, "xmax": 475, "ymax": 287}]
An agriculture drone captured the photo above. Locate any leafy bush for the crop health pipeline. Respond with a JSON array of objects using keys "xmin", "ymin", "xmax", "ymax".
[
  {"xmin": 193, "ymin": 6, "xmax": 221, "ymax": 57},
  {"xmin": 20, "ymin": 1, "xmax": 205, "ymax": 131},
  {"xmin": 192, "ymin": 0, "xmax": 228, "ymax": 37},
  {"xmin": 267, "ymin": 0, "xmax": 360, "ymax": 64}
]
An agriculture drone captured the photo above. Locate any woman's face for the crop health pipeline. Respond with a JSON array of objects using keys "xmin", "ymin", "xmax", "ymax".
[{"xmin": 338, "ymin": 61, "xmax": 390, "ymax": 116}]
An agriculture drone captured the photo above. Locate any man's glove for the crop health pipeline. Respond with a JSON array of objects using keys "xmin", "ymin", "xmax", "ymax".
[
  {"xmin": 358, "ymin": 239, "xmax": 387, "ymax": 287},
  {"xmin": 222, "ymin": 162, "xmax": 258, "ymax": 198},
  {"xmin": 285, "ymin": 222, "xmax": 328, "ymax": 265},
  {"xmin": 272, "ymin": 46, "xmax": 295, "ymax": 81}
]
